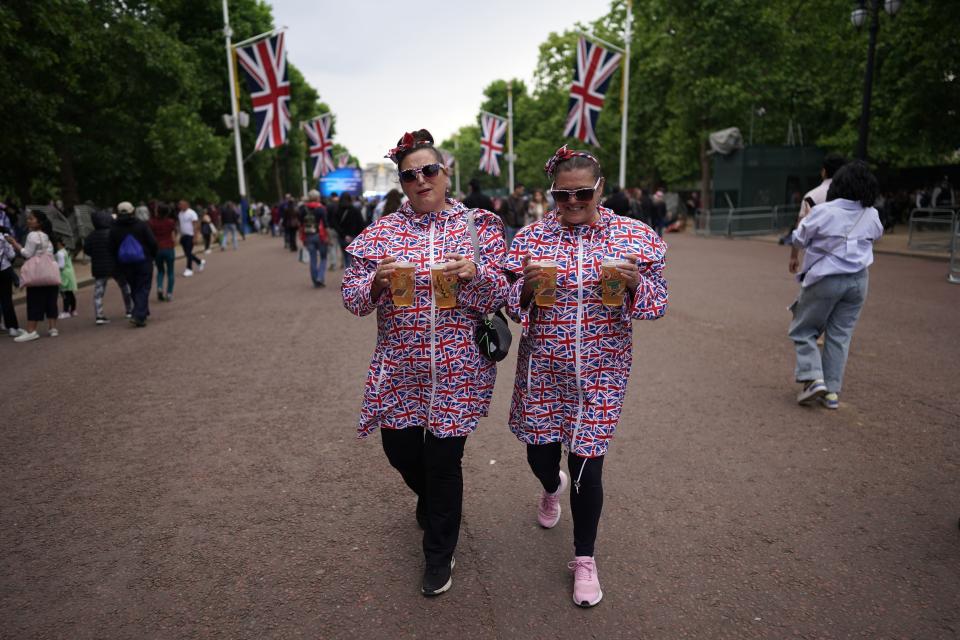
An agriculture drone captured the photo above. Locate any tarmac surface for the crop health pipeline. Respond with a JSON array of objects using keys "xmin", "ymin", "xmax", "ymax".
[{"xmin": 2, "ymin": 231, "xmax": 958, "ymax": 639}]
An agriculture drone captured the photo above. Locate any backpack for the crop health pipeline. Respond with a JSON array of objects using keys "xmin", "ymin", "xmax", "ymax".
[{"xmin": 118, "ymin": 233, "xmax": 146, "ymax": 264}]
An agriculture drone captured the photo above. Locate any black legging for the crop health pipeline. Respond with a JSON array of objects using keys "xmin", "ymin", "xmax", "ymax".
[
  {"xmin": 0, "ymin": 267, "xmax": 20, "ymax": 330},
  {"xmin": 381, "ymin": 426, "xmax": 467, "ymax": 568},
  {"xmin": 527, "ymin": 442, "xmax": 605, "ymax": 557},
  {"xmin": 180, "ymin": 235, "xmax": 203, "ymax": 269}
]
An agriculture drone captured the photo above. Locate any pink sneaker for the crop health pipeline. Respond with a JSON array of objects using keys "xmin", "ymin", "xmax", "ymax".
[
  {"xmin": 568, "ymin": 556, "xmax": 603, "ymax": 607},
  {"xmin": 537, "ymin": 470, "xmax": 568, "ymax": 528}
]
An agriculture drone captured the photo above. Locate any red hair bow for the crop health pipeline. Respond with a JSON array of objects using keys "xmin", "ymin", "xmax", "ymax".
[
  {"xmin": 543, "ymin": 144, "xmax": 598, "ymax": 176},
  {"xmin": 385, "ymin": 132, "xmax": 416, "ymax": 163}
]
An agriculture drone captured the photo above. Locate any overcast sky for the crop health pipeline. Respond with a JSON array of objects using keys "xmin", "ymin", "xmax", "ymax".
[{"xmin": 267, "ymin": 0, "xmax": 613, "ymax": 165}]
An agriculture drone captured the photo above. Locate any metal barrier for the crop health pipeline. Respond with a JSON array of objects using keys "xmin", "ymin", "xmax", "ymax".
[
  {"xmin": 695, "ymin": 204, "xmax": 799, "ymax": 237},
  {"xmin": 949, "ymin": 215, "xmax": 960, "ymax": 284},
  {"xmin": 907, "ymin": 208, "xmax": 957, "ymax": 251}
]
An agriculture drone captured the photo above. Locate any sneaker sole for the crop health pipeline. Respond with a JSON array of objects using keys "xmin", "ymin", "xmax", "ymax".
[
  {"xmin": 798, "ymin": 385, "xmax": 827, "ymax": 405},
  {"xmin": 574, "ymin": 588, "xmax": 603, "ymax": 608},
  {"xmin": 421, "ymin": 557, "xmax": 455, "ymax": 596}
]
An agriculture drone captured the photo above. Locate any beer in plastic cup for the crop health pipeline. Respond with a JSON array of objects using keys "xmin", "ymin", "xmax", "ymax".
[
  {"xmin": 601, "ymin": 257, "xmax": 628, "ymax": 306},
  {"xmin": 430, "ymin": 263, "xmax": 458, "ymax": 309},
  {"xmin": 532, "ymin": 260, "xmax": 558, "ymax": 308},
  {"xmin": 389, "ymin": 261, "xmax": 416, "ymax": 307}
]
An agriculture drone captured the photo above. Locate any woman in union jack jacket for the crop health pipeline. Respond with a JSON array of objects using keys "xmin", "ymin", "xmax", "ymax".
[
  {"xmin": 341, "ymin": 129, "xmax": 508, "ymax": 597},
  {"xmin": 505, "ymin": 146, "xmax": 668, "ymax": 607}
]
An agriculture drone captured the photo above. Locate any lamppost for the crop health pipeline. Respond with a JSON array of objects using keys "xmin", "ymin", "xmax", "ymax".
[{"xmin": 851, "ymin": 0, "xmax": 903, "ymax": 160}]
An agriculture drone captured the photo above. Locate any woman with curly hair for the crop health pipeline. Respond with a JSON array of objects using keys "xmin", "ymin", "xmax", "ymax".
[{"xmin": 788, "ymin": 160, "xmax": 884, "ymax": 409}]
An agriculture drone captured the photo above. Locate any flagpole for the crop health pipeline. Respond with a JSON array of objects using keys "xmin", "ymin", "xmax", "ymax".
[
  {"xmin": 300, "ymin": 158, "xmax": 308, "ymax": 198},
  {"xmin": 223, "ymin": 0, "xmax": 247, "ymax": 203},
  {"xmin": 454, "ymin": 137, "xmax": 461, "ymax": 198},
  {"xmin": 507, "ymin": 83, "xmax": 515, "ymax": 193},
  {"xmin": 618, "ymin": 0, "xmax": 632, "ymax": 189}
]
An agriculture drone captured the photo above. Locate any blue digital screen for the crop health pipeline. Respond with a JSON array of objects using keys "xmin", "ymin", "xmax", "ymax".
[{"xmin": 320, "ymin": 168, "xmax": 363, "ymax": 198}]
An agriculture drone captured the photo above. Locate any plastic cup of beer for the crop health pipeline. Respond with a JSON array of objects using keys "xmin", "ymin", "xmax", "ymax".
[
  {"xmin": 532, "ymin": 260, "xmax": 558, "ymax": 308},
  {"xmin": 430, "ymin": 263, "xmax": 459, "ymax": 309},
  {"xmin": 601, "ymin": 257, "xmax": 629, "ymax": 306},
  {"xmin": 389, "ymin": 261, "xmax": 416, "ymax": 307}
]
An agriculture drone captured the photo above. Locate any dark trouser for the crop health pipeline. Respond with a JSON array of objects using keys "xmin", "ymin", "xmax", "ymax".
[
  {"xmin": 285, "ymin": 227, "xmax": 298, "ymax": 252},
  {"xmin": 202, "ymin": 232, "xmax": 211, "ymax": 251},
  {"xmin": 381, "ymin": 427, "xmax": 467, "ymax": 568},
  {"xmin": 61, "ymin": 290, "xmax": 76, "ymax": 313},
  {"xmin": 26, "ymin": 285, "xmax": 59, "ymax": 322},
  {"xmin": 0, "ymin": 267, "xmax": 20, "ymax": 329},
  {"xmin": 119, "ymin": 259, "xmax": 153, "ymax": 322},
  {"xmin": 526, "ymin": 443, "xmax": 605, "ymax": 557},
  {"xmin": 180, "ymin": 235, "xmax": 203, "ymax": 269},
  {"xmin": 338, "ymin": 238, "xmax": 353, "ymax": 269}
]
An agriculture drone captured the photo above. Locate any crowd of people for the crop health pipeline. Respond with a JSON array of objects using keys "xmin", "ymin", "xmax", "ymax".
[{"xmin": 0, "ymin": 197, "xmax": 245, "ymax": 341}]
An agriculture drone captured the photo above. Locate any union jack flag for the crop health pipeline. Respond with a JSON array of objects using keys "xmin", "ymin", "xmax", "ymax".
[
  {"xmin": 337, "ymin": 153, "xmax": 352, "ymax": 169},
  {"xmin": 302, "ymin": 114, "xmax": 335, "ymax": 178},
  {"xmin": 479, "ymin": 113, "xmax": 507, "ymax": 176},
  {"xmin": 563, "ymin": 37, "xmax": 622, "ymax": 147},
  {"xmin": 236, "ymin": 33, "xmax": 291, "ymax": 151}
]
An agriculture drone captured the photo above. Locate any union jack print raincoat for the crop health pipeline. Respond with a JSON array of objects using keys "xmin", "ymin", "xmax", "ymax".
[
  {"xmin": 343, "ymin": 199, "xmax": 508, "ymax": 439},
  {"xmin": 505, "ymin": 207, "xmax": 668, "ymax": 457}
]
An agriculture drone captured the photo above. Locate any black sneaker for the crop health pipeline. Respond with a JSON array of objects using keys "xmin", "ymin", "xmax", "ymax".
[
  {"xmin": 421, "ymin": 557, "xmax": 455, "ymax": 597},
  {"xmin": 416, "ymin": 496, "xmax": 427, "ymax": 530},
  {"xmin": 157, "ymin": 291, "xmax": 165, "ymax": 302}
]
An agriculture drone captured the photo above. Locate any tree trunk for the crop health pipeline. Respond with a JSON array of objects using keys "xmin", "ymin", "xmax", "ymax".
[
  {"xmin": 58, "ymin": 144, "xmax": 79, "ymax": 212},
  {"xmin": 699, "ymin": 136, "xmax": 712, "ymax": 215},
  {"xmin": 273, "ymin": 155, "xmax": 283, "ymax": 203}
]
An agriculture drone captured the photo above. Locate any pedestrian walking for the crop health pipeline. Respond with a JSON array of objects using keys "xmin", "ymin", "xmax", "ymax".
[
  {"xmin": 148, "ymin": 204, "xmax": 178, "ymax": 302},
  {"xmin": 341, "ymin": 129, "xmax": 508, "ymax": 597},
  {"xmin": 786, "ymin": 154, "xmax": 846, "ymax": 264},
  {"xmin": 200, "ymin": 208, "xmax": 216, "ymax": 254},
  {"xmin": 85, "ymin": 209, "xmax": 133, "ymax": 322},
  {"xmin": 177, "ymin": 200, "xmax": 205, "ymax": 276},
  {"xmin": 220, "ymin": 201, "xmax": 240, "ymax": 251},
  {"xmin": 503, "ymin": 183, "xmax": 528, "ymax": 248},
  {"xmin": 110, "ymin": 201, "xmax": 158, "ymax": 327},
  {"xmin": 282, "ymin": 195, "xmax": 299, "ymax": 253},
  {"xmin": 336, "ymin": 194, "xmax": 365, "ymax": 270},
  {"xmin": 6, "ymin": 211, "xmax": 60, "ymax": 342},
  {"xmin": 504, "ymin": 145, "xmax": 668, "ymax": 607},
  {"xmin": 299, "ymin": 190, "xmax": 328, "ymax": 288},
  {"xmin": 788, "ymin": 160, "xmax": 884, "ymax": 410},
  {"xmin": 528, "ymin": 189, "xmax": 547, "ymax": 223},
  {"xmin": 54, "ymin": 237, "xmax": 78, "ymax": 318},
  {"xmin": 0, "ymin": 207, "xmax": 24, "ymax": 337},
  {"xmin": 462, "ymin": 178, "xmax": 494, "ymax": 212}
]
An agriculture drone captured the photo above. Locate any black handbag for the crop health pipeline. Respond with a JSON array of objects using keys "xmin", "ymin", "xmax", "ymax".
[{"xmin": 467, "ymin": 211, "xmax": 512, "ymax": 362}]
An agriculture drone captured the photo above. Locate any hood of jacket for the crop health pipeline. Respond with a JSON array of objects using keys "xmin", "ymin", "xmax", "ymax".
[{"xmin": 93, "ymin": 210, "xmax": 114, "ymax": 230}]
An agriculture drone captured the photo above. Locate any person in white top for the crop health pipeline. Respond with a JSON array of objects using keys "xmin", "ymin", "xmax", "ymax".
[
  {"xmin": 787, "ymin": 161, "xmax": 884, "ymax": 410},
  {"xmin": 177, "ymin": 199, "xmax": 205, "ymax": 277},
  {"xmin": 788, "ymin": 154, "xmax": 846, "ymax": 273},
  {"xmin": 4, "ymin": 211, "xmax": 61, "ymax": 341}
]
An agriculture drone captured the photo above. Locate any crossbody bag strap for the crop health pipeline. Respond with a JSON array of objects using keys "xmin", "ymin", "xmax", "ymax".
[{"xmin": 466, "ymin": 210, "xmax": 493, "ymax": 321}]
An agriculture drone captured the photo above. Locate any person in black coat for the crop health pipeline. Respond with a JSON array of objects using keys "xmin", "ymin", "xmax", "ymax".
[
  {"xmin": 84, "ymin": 210, "xmax": 132, "ymax": 324},
  {"xmin": 109, "ymin": 202, "xmax": 158, "ymax": 326},
  {"xmin": 462, "ymin": 178, "xmax": 494, "ymax": 212},
  {"xmin": 336, "ymin": 194, "xmax": 365, "ymax": 269},
  {"xmin": 602, "ymin": 186, "xmax": 631, "ymax": 217}
]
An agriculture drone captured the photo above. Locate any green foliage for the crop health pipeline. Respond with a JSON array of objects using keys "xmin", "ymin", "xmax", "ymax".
[
  {"xmin": 441, "ymin": 0, "xmax": 958, "ymax": 195},
  {"xmin": 0, "ymin": 0, "xmax": 346, "ymax": 207}
]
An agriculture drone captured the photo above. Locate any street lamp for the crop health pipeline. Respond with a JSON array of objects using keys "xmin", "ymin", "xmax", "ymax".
[{"xmin": 851, "ymin": 0, "xmax": 903, "ymax": 160}]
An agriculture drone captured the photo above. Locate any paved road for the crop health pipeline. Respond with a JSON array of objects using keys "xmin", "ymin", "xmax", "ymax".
[{"xmin": 2, "ymin": 232, "xmax": 957, "ymax": 639}]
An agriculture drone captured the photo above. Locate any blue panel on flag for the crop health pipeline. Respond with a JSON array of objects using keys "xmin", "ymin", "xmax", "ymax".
[{"xmin": 320, "ymin": 168, "xmax": 363, "ymax": 198}]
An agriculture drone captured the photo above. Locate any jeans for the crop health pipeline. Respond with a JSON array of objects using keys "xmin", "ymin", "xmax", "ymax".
[
  {"xmin": 788, "ymin": 269, "xmax": 869, "ymax": 394},
  {"xmin": 221, "ymin": 223, "xmax": 239, "ymax": 250},
  {"xmin": 0, "ymin": 267, "xmax": 20, "ymax": 330},
  {"xmin": 527, "ymin": 443, "xmax": 605, "ymax": 557},
  {"xmin": 119, "ymin": 259, "xmax": 153, "ymax": 322},
  {"xmin": 304, "ymin": 233, "xmax": 328, "ymax": 285},
  {"xmin": 155, "ymin": 248, "xmax": 175, "ymax": 295},
  {"xmin": 180, "ymin": 235, "xmax": 203, "ymax": 270},
  {"xmin": 381, "ymin": 427, "xmax": 467, "ymax": 568},
  {"xmin": 94, "ymin": 276, "xmax": 132, "ymax": 318}
]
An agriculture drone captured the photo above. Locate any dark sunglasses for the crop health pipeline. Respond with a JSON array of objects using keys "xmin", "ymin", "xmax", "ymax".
[
  {"xmin": 399, "ymin": 163, "xmax": 443, "ymax": 183},
  {"xmin": 550, "ymin": 177, "xmax": 602, "ymax": 203}
]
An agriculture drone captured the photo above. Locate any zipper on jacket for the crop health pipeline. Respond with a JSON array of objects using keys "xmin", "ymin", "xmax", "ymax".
[
  {"xmin": 571, "ymin": 234, "xmax": 587, "ymax": 494},
  {"xmin": 428, "ymin": 218, "xmax": 437, "ymax": 427}
]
